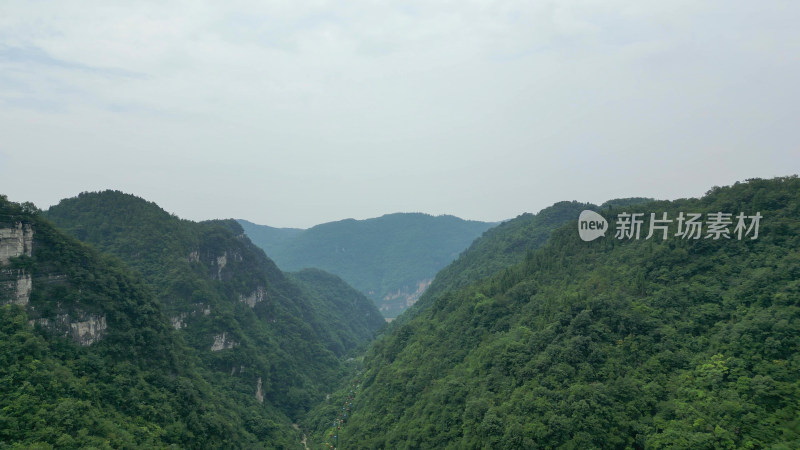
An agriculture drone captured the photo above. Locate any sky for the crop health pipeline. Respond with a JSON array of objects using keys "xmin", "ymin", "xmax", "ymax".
[{"xmin": 1, "ymin": 1, "xmax": 798, "ymax": 228}]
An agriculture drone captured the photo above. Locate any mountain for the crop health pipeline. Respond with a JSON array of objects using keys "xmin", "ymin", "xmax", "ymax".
[
  {"xmin": 0, "ymin": 195, "xmax": 299, "ymax": 447},
  {"xmin": 289, "ymin": 268, "xmax": 386, "ymax": 356},
  {"xmin": 403, "ymin": 201, "xmax": 594, "ymax": 322},
  {"xmin": 304, "ymin": 176, "xmax": 800, "ymax": 448},
  {"xmin": 238, "ymin": 213, "xmax": 497, "ymax": 318},
  {"xmin": 395, "ymin": 198, "xmax": 656, "ymax": 326},
  {"xmin": 44, "ymin": 190, "xmax": 384, "ymax": 422},
  {"xmin": 237, "ymin": 220, "xmax": 303, "ymax": 258}
]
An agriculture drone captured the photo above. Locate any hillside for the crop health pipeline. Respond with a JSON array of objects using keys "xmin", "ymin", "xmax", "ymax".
[
  {"xmin": 289, "ymin": 268, "xmax": 386, "ymax": 356},
  {"xmin": 0, "ymin": 196, "xmax": 299, "ymax": 447},
  {"xmin": 238, "ymin": 220, "xmax": 304, "ymax": 258},
  {"xmin": 238, "ymin": 213, "xmax": 496, "ymax": 318},
  {"xmin": 404, "ymin": 201, "xmax": 593, "ymax": 321},
  {"xmin": 44, "ymin": 191, "xmax": 384, "ymax": 422},
  {"xmin": 398, "ymin": 198, "xmax": 655, "ymax": 326},
  {"xmin": 305, "ymin": 177, "xmax": 800, "ymax": 448}
]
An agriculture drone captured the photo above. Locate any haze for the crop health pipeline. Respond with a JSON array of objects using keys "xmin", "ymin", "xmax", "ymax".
[{"xmin": 1, "ymin": 1, "xmax": 798, "ymax": 228}]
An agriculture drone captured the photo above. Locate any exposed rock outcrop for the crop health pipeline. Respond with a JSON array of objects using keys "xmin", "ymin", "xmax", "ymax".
[
  {"xmin": 210, "ymin": 332, "xmax": 237, "ymax": 351},
  {"xmin": 1, "ymin": 270, "xmax": 31, "ymax": 306},
  {"xmin": 210, "ymin": 250, "xmax": 243, "ymax": 280},
  {"xmin": 170, "ymin": 303, "xmax": 212, "ymax": 329},
  {"xmin": 2, "ymin": 222, "xmax": 107, "ymax": 346},
  {"xmin": 379, "ymin": 278, "xmax": 432, "ymax": 313},
  {"xmin": 239, "ymin": 286, "xmax": 266, "ymax": 308},
  {"xmin": 170, "ymin": 312, "xmax": 187, "ymax": 329},
  {"xmin": 0, "ymin": 222, "xmax": 33, "ymax": 264},
  {"xmin": 30, "ymin": 312, "xmax": 107, "ymax": 346},
  {"xmin": 0, "ymin": 223, "xmax": 34, "ymax": 306},
  {"xmin": 255, "ymin": 377, "xmax": 264, "ymax": 403},
  {"xmin": 215, "ymin": 253, "xmax": 227, "ymax": 280},
  {"xmin": 70, "ymin": 315, "xmax": 108, "ymax": 346}
]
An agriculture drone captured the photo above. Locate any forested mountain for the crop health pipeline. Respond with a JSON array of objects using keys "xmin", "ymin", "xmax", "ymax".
[
  {"xmin": 397, "ymin": 198, "xmax": 655, "ymax": 326},
  {"xmin": 42, "ymin": 192, "xmax": 383, "ymax": 431},
  {"xmin": 238, "ymin": 213, "xmax": 496, "ymax": 318},
  {"xmin": 402, "ymin": 201, "xmax": 593, "ymax": 324},
  {"xmin": 289, "ymin": 268, "xmax": 386, "ymax": 356},
  {"xmin": 237, "ymin": 220, "xmax": 303, "ymax": 259},
  {"xmin": 0, "ymin": 196, "xmax": 300, "ymax": 447},
  {"xmin": 304, "ymin": 177, "xmax": 800, "ymax": 448}
]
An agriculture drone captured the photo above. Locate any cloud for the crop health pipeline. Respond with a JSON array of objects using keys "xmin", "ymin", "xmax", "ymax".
[{"xmin": 0, "ymin": 0, "xmax": 798, "ymax": 227}]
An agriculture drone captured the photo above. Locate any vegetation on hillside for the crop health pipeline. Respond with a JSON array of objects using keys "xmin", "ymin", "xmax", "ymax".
[
  {"xmin": 405, "ymin": 201, "xmax": 593, "ymax": 321},
  {"xmin": 238, "ymin": 213, "xmax": 496, "ymax": 317},
  {"xmin": 237, "ymin": 220, "xmax": 303, "ymax": 259},
  {"xmin": 306, "ymin": 177, "xmax": 800, "ymax": 448},
  {"xmin": 6, "ymin": 177, "xmax": 798, "ymax": 448},
  {"xmin": 399, "ymin": 198, "xmax": 654, "ymax": 327},
  {"xmin": 0, "ymin": 195, "xmax": 298, "ymax": 448},
  {"xmin": 289, "ymin": 268, "xmax": 386, "ymax": 357},
  {"xmin": 45, "ymin": 191, "xmax": 383, "ymax": 417}
]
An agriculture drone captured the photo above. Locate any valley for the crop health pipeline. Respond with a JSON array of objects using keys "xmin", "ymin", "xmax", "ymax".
[{"xmin": 1, "ymin": 177, "xmax": 798, "ymax": 448}]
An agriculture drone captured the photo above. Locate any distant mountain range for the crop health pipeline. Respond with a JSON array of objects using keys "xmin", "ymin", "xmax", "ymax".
[{"xmin": 238, "ymin": 214, "xmax": 498, "ymax": 318}]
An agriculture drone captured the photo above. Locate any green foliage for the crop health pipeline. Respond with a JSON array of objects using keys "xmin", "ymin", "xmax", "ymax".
[
  {"xmin": 315, "ymin": 176, "xmax": 800, "ymax": 448},
  {"xmin": 0, "ymin": 196, "xmax": 298, "ymax": 448},
  {"xmin": 239, "ymin": 213, "xmax": 496, "ymax": 318},
  {"xmin": 289, "ymin": 269, "xmax": 386, "ymax": 357},
  {"xmin": 400, "ymin": 201, "xmax": 594, "ymax": 326},
  {"xmin": 236, "ymin": 220, "xmax": 303, "ymax": 258},
  {"xmin": 45, "ymin": 191, "xmax": 385, "ymax": 422}
]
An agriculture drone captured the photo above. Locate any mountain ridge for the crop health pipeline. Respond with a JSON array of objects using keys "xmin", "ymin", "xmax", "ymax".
[
  {"xmin": 0, "ymin": 194, "xmax": 302, "ymax": 447},
  {"xmin": 44, "ymin": 190, "xmax": 384, "ymax": 421},
  {"xmin": 304, "ymin": 176, "xmax": 800, "ymax": 448},
  {"xmin": 238, "ymin": 213, "xmax": 498, "ymax": 318}
]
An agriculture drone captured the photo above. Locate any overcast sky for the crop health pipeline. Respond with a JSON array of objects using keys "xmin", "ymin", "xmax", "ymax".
[{"xmin": 1, "ymin": 1, "xmax": 798, "ymax": 228}]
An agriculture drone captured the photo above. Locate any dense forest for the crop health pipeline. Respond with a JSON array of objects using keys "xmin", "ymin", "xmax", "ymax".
[
  {"xmin": 304, "ymin": 177, "xmax": 800, "ymax": 448},
  {"xmin": 0, "ymin": 195, "xmax": 301, "ymax": 447},
  {"xmin": 239, "ymin": 213, "xmax": 495, "ymax": 318},
  {"xmin": 3, "ymin": 177, "xmax": 798, "ymax": 448},
  {"xmin": 44, "ymin": 191, "xmax": 385, "ymax": 416},
  {"xmin": 289, "ymin": 268, "xmax": 386, "ymax": 356},
  {"xmin": 397, "ymin": 201, "xmax": 597, "ymax": 328},
  {"xmin": 394, "ymin": 198, "xmax": 653, "ymax": 329},
  {"xmin": 0, "ymin": 190, "xmax": 387, "ymax": 448}
]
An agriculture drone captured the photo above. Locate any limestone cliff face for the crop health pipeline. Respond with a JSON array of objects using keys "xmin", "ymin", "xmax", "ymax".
[
  {"xmin": 0, "ymin": 222, "xmax": 33, "ymax": 264},
  {"xmin": 208, "ymin": 250, "xmax": 242, "ymax": 280},
  {"xmin": 188, "ymin": 247, "xmax": 245, "ymax": 281},
  {"xmin": 70, "ymin": 315, "xmax": 107, "ymax": 346},
  {"xmin": 210, "ymin": 332, "xmax": 237, "ymax": 351},
  {"xmin": 191, "ymin": 245, "xmax": 267, "ymax": 309},
  {"xmin": 255, "ymin": 377, "xmax": 264, "ymax": 403},
  {"xmin": 1, "ymin": 271, "xmax": 31, "ymax": 306},
  {"xmin": 1, "ymin": 221, "xmax": 107, "ymax": 346},
  {"xmin": 215, "ymin": 253, "xmax": 227, "ymax": 280},
  {"xmin": 239, "ymin": 286, "xmax": 267, "ymax": 308},
  {"xmin": 0, "ymin": 222, "xmax": 34, "ymax": 306},
  {"xmin": 31, "ymin": 313, "xmax": 108, "ymax": 346},
  {"xmin": 171, "ymin": 312, "xmax": 188, "ymax": 329},
  {"xmin": 378, "ymin": 278, "xmax": 432, "ymax": 317},
  {"xmin": 169, "ymin": 303, "xmax": 211, "ymax": 329}
]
